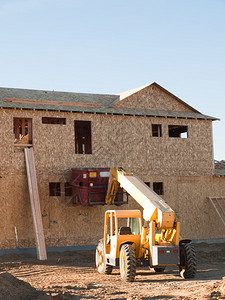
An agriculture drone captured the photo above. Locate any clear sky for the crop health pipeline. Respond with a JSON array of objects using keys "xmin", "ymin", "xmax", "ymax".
[{"xmin": 0, "ymin": 0, "xmax": 224, "ymax": 160}]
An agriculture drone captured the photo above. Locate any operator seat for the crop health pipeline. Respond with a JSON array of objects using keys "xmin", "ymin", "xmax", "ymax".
[{"xmin": 119, "ymin": 226, "xmax": 132, "ymax": 235}]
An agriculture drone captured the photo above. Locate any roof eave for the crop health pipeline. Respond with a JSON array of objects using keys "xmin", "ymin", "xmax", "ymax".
[{"xmin": 0, "ymin": 105, "xmax": 219, "ymax": 120}]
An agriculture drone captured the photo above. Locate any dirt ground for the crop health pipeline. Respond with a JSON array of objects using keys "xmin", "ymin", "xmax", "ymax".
[{"xmin": 0, "ymin": 242, "xmax": 224, "ymax": 300}]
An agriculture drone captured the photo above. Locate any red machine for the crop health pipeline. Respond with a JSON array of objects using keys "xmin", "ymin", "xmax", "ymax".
[{"xmin": 70, "ymin": 168, "xmax": 127, "ymax": 206}]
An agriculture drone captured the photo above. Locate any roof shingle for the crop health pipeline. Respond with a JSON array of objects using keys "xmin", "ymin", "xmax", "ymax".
[{"xmin": 0, "ymin": 85, "xmax": 218, "ymax": 121}]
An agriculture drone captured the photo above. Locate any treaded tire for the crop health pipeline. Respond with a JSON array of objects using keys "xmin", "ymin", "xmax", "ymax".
[
  {"xmin": 179, "ymin": 243, "xmax": 197, "ymax": 279},
  {"xmin": 120, "ymin": 244, "xmax": 136, "ymax": 282},
  {"xmin": 95, "ymin": 240, "xmax": 113, "ymax": 275},
  {"xmin": 154, "ymin": 267, "xmax": 165, "ymax": 273}
]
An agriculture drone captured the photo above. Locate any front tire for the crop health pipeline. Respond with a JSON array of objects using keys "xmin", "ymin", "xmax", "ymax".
[
  {"xmin": 179, "ymin": 243, "xmax": 197, "ymax": 279},
  {"xmin": 120, "ymin": 244, "xmax": 136, "ymax": 282},
  {"xmin": 95, "ymin": 240, "xmax": 113, "ymax": 275}
]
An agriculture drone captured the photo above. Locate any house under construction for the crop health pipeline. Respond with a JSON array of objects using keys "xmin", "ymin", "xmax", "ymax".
[{"xmin": 0, "ymin": 82, "xmax": 224, "ymax": 254}]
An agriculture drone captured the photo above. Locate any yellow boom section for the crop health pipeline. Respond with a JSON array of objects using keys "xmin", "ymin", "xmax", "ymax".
[{"xmin": 105, "ymin": 167, "xmax": 176, "ymax": 229}]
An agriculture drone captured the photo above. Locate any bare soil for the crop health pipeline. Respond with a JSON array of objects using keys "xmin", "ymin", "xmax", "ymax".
[{"xmin": 0, "ymin": 242, "xmax": 224, "ymax": 300}]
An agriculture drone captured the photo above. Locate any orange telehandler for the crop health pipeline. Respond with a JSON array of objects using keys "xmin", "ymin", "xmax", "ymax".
[{"xmin": 96, "ymin": 167, "xmax": 197, "ymax": 282}]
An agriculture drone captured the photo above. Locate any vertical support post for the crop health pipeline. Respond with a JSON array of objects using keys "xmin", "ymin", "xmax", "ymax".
[
  {"xmin": 148, "ymin": 221, "xmax": 155, "ymax": 266},
  {"xmin": 24, "ymin": 147, "xmax": 47, "ymax": 260},
  {"xmin": 149, "ymin": 221, "xmax": 155, "ymax": 250},
  {"xmin": 28, "ymin": 119, "xmax": 32, "ymax": 144},
  {"xmin": 110, "ymin": 212, "xmax": 114, "ymax": 237},
  {"xmin": 174, "ymin": 222, "xmax": 180, "ymax": 246}
]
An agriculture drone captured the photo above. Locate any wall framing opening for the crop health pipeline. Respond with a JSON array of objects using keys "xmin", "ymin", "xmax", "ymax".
[
  {"xmin": 152, "ymin": 124, "xmax": 162, "ymax": 137},
  {"xmin": 14, "ymin": 118, "xmax": 32, "ymax": 146},
  {"xmin": 75, "ymin": 121, "xmax": 92, "ymax": 154},
  {"xmin": 168, "ymin": 125, "xmax": 188, "ymax": 138}
]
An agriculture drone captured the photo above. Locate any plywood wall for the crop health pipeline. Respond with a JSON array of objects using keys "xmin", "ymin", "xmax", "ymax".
[{"xmin": 0, "ymin": 108, "xmax": 221, "ymax": 250}]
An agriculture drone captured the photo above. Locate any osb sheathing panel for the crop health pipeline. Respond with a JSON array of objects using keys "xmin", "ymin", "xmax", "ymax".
[
  {"xmin": 114, "ymin": 84, "xmax": 194, "ymax": 112},
  {"xmin": 0, "ymin": 108, "xmax": 220, "ymax": 249},
  {"xmin": 0, "ymin": 174, "xmax": 34, "ymax": 249},
  {"xmin": 176, "ymin": 176, "xmax": 225, "ymax": 239}
]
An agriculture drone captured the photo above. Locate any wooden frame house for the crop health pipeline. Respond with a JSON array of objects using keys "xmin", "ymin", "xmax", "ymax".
[{"xmin": 0, "ymin": 82, "xmax": 224, "ymax": 254}]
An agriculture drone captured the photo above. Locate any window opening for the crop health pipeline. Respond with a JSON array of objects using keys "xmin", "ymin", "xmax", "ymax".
[
  {"xmin": 14, "ymin": 118, "xmax": 32, "ymax": 145},
  {"xmin": 152, "ymin": 124, "xmax": 162, "ymax": 137},
  {"xmin": 168, "ymin": 125, "xmax": 188, "ymax": 138},
  {"xmin": 145, "ymin": 182, "xmax": 150, "ymax": 187},
  {"xmin": 64, "ymin": 182, "xmax": 72, "ymax": 196},
  {"xmin": 153, "ymin": 182, "xmax": 164, "ymax": 195},
  {"xmin": 129, "ymin": 218, "xmax": 140, "ymax": 235},
  {"xmin": 75, "ymin": 121, "xmax": 92, "ymax": 154},
  {"xmin": 42, "ymin": 117, "xmax": 66, "ymax": 125},
  {"xmin": 49, "ymin": 182, "xmax": 61, "ymax": 196}
]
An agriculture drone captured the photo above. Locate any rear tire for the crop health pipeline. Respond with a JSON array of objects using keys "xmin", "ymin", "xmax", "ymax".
[
  {"xmin": 95, "ymin": 240, "xmax": 113, "ymax": 275},
  {"xmin": 179, "ymin": 243, "xmax": 197, "ymax": 279},
  {"xmin": 120, "ymin": 244, "xmax": 136, "ymax": 282}
]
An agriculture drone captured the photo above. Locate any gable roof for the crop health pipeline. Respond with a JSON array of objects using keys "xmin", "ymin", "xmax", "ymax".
[
  {"xmin": 0, "ymin": 84, "xmax": 218, "ymax": 121},
  {"xmin": 115, "ymin": 82, "xmax": 200, "ymax": 114}
]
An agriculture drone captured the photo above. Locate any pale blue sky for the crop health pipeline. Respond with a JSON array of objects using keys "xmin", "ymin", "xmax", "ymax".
[{"xmin": 0, "ymin": 0, "xmax": 224, "ymax": 160}]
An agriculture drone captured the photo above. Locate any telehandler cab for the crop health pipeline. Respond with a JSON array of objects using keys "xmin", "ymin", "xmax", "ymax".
[{"xmin": 96, "ymin": 167, "xmax": 197, "ymax": 282}]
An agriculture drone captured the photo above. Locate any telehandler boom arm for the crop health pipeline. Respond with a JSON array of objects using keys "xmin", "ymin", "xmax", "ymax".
[{"xmin": 105, "ymin": 167, "xmax": 176, "ymax": 229}]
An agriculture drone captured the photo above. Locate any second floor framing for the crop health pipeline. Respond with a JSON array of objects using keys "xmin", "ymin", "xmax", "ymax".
[
  {"xmin": 5, "ymin": 110, "xmax": 213, "ymax": 149},
  {"xmin": 0, "ymin": 108, "xmax": 215, "ymax": 177}
]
